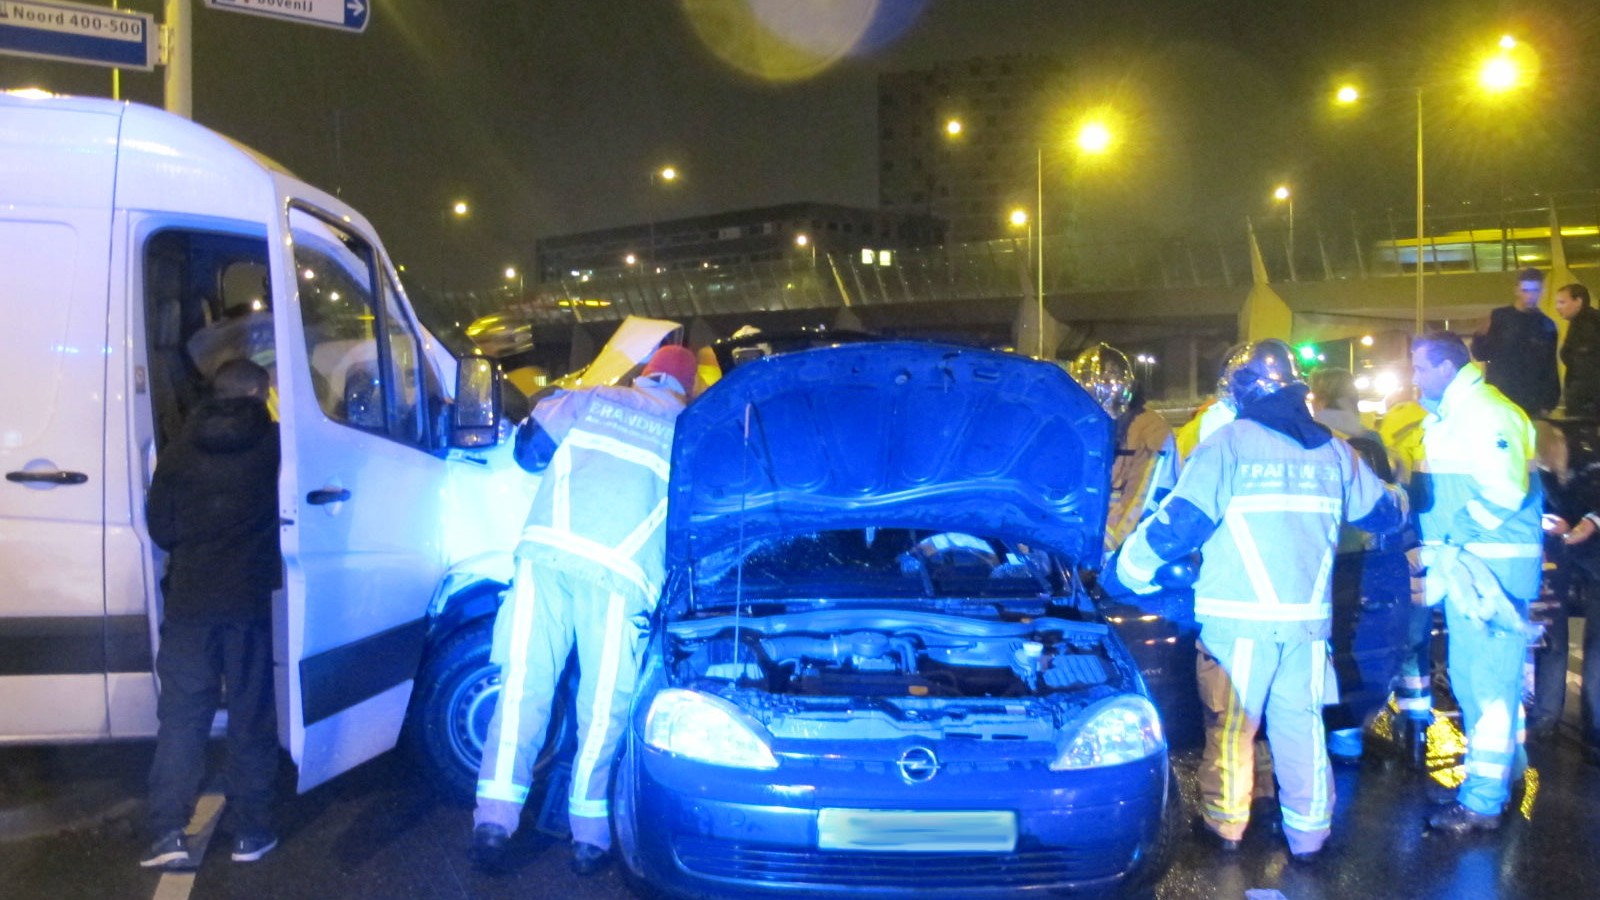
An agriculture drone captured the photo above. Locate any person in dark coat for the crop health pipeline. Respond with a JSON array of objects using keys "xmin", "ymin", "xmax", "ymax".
[
  {"xmin": 139, "ymin": 359, "xmax": 282, "ymax": 871},
  {"xmin": 1556, "ymin": 283, "xmax": 1600, "ymax": 418},
  {"xmin": 1472, "ymin": 267, "xmax": 1560, "ymax": 417}
]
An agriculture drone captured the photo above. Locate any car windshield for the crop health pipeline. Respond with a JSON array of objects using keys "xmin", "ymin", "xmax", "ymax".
[{"xmin": 691, "ymin": 528, "xmax": 1062, "ymax": 605}]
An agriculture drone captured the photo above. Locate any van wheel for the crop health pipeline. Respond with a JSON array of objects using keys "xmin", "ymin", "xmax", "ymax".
[{"xmin": 405, "ymin": 619, "xmax": 573, "ymax": 803}]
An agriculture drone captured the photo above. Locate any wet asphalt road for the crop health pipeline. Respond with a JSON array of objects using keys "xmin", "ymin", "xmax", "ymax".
[{"xmin": 2, "ymin": 726, "xmax": 1598, "ymax": 900}]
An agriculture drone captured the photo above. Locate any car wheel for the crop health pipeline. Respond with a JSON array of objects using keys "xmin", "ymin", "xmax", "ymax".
[{"xmin": 405, "ymin": 619, "xmax": 574, "ymax": 803}]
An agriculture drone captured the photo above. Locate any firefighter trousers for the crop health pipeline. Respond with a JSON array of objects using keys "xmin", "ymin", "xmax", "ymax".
[
  {"xmin": 474, "ymin": 558, "xmax": 649, "ymax": 848},
  {"xmin": 1197, "ymin": 635, "xmax": 1334, "ymax": 855},
  {"xmin": 1443, "ymin": 597, "xmax": 1528, "ymax": 816}
]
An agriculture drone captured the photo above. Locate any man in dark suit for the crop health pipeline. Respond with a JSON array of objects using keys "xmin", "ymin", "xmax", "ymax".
[{"xmin": 1474, "ymin": 267, "xmax": 1559, "ymax": 417}]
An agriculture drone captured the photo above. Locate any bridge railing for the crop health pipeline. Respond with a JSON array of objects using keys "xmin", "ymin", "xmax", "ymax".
[{"xmin": 423, "ymin": 197, "xmax": 1600, "ymax": 330}]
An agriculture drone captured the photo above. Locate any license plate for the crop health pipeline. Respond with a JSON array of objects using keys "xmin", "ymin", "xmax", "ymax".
[{"xmin": 816, "ymin": 809, "xmax": 1017, "ymax": 853}]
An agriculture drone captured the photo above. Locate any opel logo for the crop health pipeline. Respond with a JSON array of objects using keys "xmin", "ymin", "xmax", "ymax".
[{"xmin": 897, "ymin": 746, "xmax": 940, "ymax": 784}]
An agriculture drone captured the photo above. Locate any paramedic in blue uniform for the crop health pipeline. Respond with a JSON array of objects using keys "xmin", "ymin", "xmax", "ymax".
[
  {"xmin": 470, "ymin": 345, "xmax": 697, "ymax": 875},
  {"xmin": 1117, "ymin": 339, "xmax": 1406, "ymax": 861}
]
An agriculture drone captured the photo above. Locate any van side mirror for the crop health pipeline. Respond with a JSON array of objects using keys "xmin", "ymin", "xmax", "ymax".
[{"xmin": 452, "ymin": 356, "xmax": 500, "ymax": 448}]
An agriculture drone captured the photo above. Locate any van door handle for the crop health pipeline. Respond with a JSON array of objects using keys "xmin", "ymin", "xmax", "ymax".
[
  {"xmin": 306, "ymin": 488, "xmax": 351, "ymax": 505},
  {"xmin": 7, "ymin": 470, "xmax": 89, "ymax": 485}
]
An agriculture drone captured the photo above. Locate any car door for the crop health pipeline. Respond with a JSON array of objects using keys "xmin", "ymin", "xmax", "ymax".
[
  {"xmin": 269, "ymin": 197, "xmax": 450, "ymax": 791},
  {"xmin": 0, "ymin": 102, "xmax": 118, "ymax": 738}
]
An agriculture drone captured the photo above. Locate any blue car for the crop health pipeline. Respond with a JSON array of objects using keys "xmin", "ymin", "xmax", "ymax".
[{"xmin": 613, "ymin": 341, "xmax": 1182, "ymax": 898}]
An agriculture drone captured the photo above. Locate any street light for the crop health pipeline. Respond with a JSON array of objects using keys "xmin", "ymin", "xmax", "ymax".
[
  {"xmin": 648, "ymin": 165, "xmax": 680, "ymax": 271},
  {"xmin": 794, "ymin": 232, "xmax": 815, "ymax": 265},
  {"xmin": 1333, "ymin": 34, "xmax": 1533, "ymax": 332},
  {"xmin": 1273, "ymin": 184, "xmax": 1295, "ymax": 279},
  {"xmin": 1134, "ymin": 353, "xmax": 1157, "ymax": 385},
  {"xmin": 1031, "ymin": 115, "xmax": 1115, "ymax": 357},
  {"xmin": 1006, "ymin": 207, "xmax": 1039, "ymax": 354},
  {"xmin": 503, "ymin": 266, "xmax": 523, "ymax": 299}
]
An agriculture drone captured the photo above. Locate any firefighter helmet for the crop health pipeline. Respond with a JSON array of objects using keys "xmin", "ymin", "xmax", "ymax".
[
  {"xmin": 1067, "ymin": 343, "xmax": 1136, "ymax": 419},
  {"xmin": 1220, "ymin": 339, "xmax": 1304, "ymax": 408}
]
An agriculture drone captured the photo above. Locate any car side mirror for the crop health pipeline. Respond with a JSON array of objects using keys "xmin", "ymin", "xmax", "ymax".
[{"xmin": 451, "ymin": 356, "xmax": 500, "ymax": 448}]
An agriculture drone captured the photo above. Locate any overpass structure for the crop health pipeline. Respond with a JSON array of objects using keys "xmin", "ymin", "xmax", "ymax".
[{"xmin": 444, "ymin": 198, "xmax": 1600, "ymax": 401}]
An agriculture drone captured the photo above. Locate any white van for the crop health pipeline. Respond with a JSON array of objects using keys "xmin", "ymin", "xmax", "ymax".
[{"xmin": 0, "ymin": 92, "xmax": 544, "ymax": 793}]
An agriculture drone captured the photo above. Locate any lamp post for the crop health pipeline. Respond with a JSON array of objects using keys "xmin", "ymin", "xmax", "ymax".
[
  {"xmin": 443, "ymin": 199, "xmax": 470, "ymax": 296},
  {"xmin": 1032, "ymin": 117, "xmax": 1116, "ymax": 359},
  {"xmin": 503, "ymin": 266, "xmax": 523, "ymax": 300},
  {"xmin": 795, "ymin": 232, "xmax": 816, "ymax": 266},
  {"xmin": 1334, "ymin": 34, "xmax": 1532, "ymax": 333},
  {"xmin": 1273, "ymin": 184, "xmax": 1295, "ymax": 280},
  {"xmin": 1007, "ymin": 208, "xmax": 1039, "ymax": 355},
  {"xmin": 946, "ymin": 113, "xmax": 1116, "ymax": 358},
  {"xmin": 648, "ymin": 165, "xmax": 678, "ymax": 272}
]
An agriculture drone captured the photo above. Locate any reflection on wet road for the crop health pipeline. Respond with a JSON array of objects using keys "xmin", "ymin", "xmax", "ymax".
[{"xmin": 1, "ymin": 729, "xmax": 1597, "ymax": 899}]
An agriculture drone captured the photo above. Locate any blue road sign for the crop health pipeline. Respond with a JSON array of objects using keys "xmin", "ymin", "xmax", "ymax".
[
  {"xmin": 0, "ymin": 0, "xmax": 154, "ymax": 70},
  {"xmin": 205, "ymin": 0, "xmax": 369, "ymax": 34}
]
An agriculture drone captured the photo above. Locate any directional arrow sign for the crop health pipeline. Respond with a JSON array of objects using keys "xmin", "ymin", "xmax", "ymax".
[
  {"xmin": 206, "ymin": 0, "xmax": 369, "ymax": 34},
  {"xmin": 0, "ymin": 0, "xmax": 154, "ymax": 70}
]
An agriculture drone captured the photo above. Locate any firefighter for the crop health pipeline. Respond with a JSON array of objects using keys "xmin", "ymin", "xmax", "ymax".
[
  {"xmin": 1067, "ymin": 344, "xmax": 1179, "ymax": 559},
  {"xmin": 1408, "ymin": 331, "xmax": 1542, "ymax": 835},
  {"xmin": 470, "ymin": 345, "xmax": 698, "ymax": 875},
  {"xmin": 1116, "ymin": 339, "xmax": 1407, "ymax": 860}
]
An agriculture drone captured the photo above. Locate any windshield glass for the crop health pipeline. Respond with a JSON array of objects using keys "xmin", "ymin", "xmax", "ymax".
[{"xmin": 693, "ymin": 528, "xmax": 1061, "ymax": 605}]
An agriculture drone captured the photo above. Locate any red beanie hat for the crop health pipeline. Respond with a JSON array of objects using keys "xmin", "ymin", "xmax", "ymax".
[{"xmin": 641, "ymin": 345, "xmax": 697, "ymax": 393}]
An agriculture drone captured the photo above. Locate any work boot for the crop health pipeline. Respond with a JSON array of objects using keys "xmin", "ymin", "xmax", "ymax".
[
  {"xmin": 139, "ymin": 830, "xmax": 196, "ymax": 871},
  {"xmin": 1428, "ymin": 802, "xmax": 1501, "ymax": 835},
  {"xmin": 1191, "ymin": 818, "xmax": 1240, "ymax": 852},
  {"xmin": 1288, "ymin": 847, "xmax": 1322, "ymax": 864},
  {"xmin": 1424, "ymin": 779, "xmax": 1458, "ymax": 805},
  {"xmin": 470, "ymin": 823, "xmax": 510, "ymax": 874},
  {"xmin": 570, "ymin": 840, "xmax": 611, "ymax": 876}
]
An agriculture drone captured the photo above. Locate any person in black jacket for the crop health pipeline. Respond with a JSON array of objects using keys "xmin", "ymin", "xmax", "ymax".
[
  {"xmin": 1473, "ymin": 267, "xmax": 1560, "ymax": 417},
  {"xmin": 139, "ymin": 360, "xmax": 282, "ymax": 871},
  {"xmin": 1556, "ymin": 283, "xmax": 1600, "ymax": 418}
]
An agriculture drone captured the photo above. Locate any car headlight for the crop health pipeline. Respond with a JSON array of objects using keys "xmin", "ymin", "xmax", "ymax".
[
  {"xmin": 1050, "ymin": 695, "xmax": 1165, "ymax": 770},
  {"xmin": 643, "ymin": 688, "xmax": 779, "ymax": 770}
]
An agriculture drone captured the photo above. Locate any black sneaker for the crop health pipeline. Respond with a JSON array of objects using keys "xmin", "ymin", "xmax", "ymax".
[
  {"xmin": 570, "ymin": 841, "xmax": 611, "ymax": 876},
  {"xmin": 139, "ymin": 831, "xmax": 195, "ymax": 870},
  {"xmin": 1428, "ymin": 802, "xmax": 1501, "ymax": 835},
  {"xmin": 230, "ymin": 833, "xmax": 278, "ymax": 862},
  {"xmin": 470, "ymin": 823, "xmax": 510, "ymax": 874}
]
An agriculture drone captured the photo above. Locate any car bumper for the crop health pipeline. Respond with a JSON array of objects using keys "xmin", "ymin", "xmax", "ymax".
[{"xmin": 623, "ymin": 743, "xmax": 1170, "ymax": 898}]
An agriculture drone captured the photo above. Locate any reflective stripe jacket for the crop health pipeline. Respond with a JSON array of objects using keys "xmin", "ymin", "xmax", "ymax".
[
  {"xmin": 1118, "ymin": 418, "xmax": 1405, "ymax": 642},
  {"xmin": 516, "ymin": 375, "xmax": 686, "ymax": 600},
  {"xmin": 1413, "ymin": 362, "xmax": 1542, "ymax": 601}
]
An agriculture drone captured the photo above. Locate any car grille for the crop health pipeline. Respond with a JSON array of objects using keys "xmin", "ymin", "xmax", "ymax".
[{"xmin": 672, "ymin": 837, "xmax": 1131, "ymax": 889}]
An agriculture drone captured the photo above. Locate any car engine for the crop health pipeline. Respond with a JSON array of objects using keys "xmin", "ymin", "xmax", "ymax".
[{"xmin": 666, "ymin": 609, "xmax": 1122, "ymax": 699}]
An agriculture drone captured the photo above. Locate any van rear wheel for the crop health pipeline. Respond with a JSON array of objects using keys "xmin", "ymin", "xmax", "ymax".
[{"xmin": 405, "ymin": 619, "xmax": 573, "ymax": 803}]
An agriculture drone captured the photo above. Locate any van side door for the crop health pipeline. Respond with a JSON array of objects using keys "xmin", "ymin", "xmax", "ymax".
[{"xmin": 269, "ymin": 199, "xmax": 452, "ymax": 791}]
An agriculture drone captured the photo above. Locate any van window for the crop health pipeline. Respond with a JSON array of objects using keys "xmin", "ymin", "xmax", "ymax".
[
  {"xmin": 290, "ymin": 207, "xmax": 442, "ymax": 450},
  {"xmin": 143, "ymin": 229, "xmax": 274, "ymax": 451}
]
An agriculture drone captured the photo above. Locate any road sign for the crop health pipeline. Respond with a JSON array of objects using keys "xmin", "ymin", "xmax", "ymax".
[
  {"xmin": 205, "ymin": 0, "xmax": 369, "ymax": 34},
  {"xmin": 0, "ymin": 0, "xmax": 154, "ymax": 70}
]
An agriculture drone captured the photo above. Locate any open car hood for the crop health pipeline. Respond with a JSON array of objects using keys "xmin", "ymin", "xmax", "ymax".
[{"xmin": 665, "ymin": 341, "xmax": 1114, "ymax": 598}]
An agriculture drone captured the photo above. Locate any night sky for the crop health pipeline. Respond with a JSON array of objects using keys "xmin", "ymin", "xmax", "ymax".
[{"xmin": 4, "ymin": 0, "xmax": 1597, "ymax": 293}]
